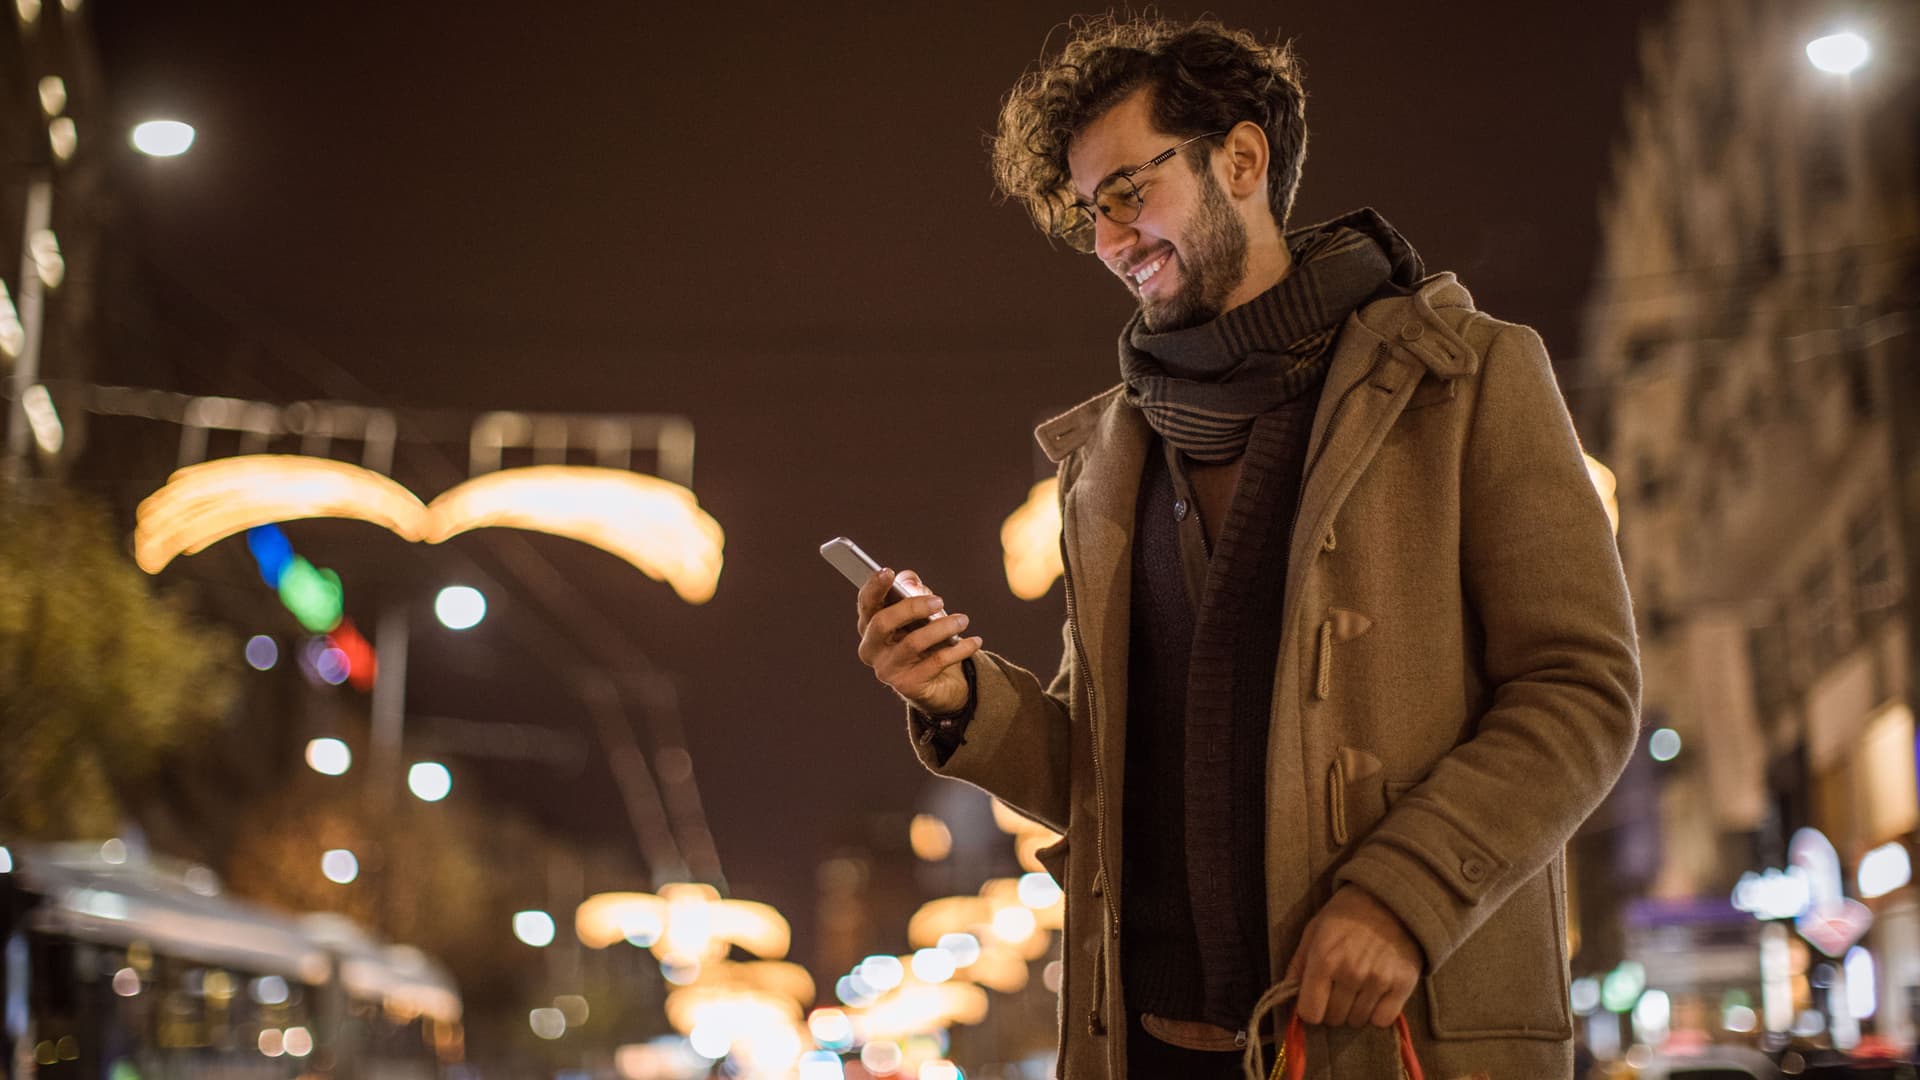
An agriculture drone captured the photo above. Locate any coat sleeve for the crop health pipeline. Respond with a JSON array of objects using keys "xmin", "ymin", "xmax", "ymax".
[
  {"xmin": 906, "ymin": 617, "xmax": 1075, "ymax": 835},
  {"xmin": 1333, "ymin": 323, "xmax": 1641, "ymax": 971}
]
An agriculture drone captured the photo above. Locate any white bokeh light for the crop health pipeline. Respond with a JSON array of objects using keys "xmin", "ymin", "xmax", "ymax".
[
  {"xmin": 911, "ymin": 947, "xmax": 956, "ymax": 983},
  {"xmin": 321, "ymin": 849, "xmax": 359, "ymax": 884},
  {"xmin": 435, "ymin": 585, "xmax": 487, "ymax": 630},
  {"xmin": 130, "ymin": 119, "xmax": 195, "ymax": 157},
  {"xmin": 1649, "ymin": 727, "xmax": 1682, "ymax": 762},
  {"xmin": 529, "ymin": 1008, "xmax": 566, "ymax": 1040},
  {"xmin": 1806, "ymin": 32, "xmax": 1870, "ymax": 75},
  {"xmin": 513, "ymin": 909, "xmax": 557, "ymax": 948},
  {"xmin": 306, "ymin": 737, "xmax": 352, "ymax": 776},
  {"xmin": 408, "ymin": 761, "xmax": 452, "ymax": 802}
]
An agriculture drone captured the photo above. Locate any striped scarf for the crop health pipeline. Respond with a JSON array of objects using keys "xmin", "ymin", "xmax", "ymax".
[{"xmin": 1119, "ymin": 216, "xmax": 1408, "ymax": 462}]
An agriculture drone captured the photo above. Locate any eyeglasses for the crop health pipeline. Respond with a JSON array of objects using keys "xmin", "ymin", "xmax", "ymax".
[{"xmin": 1053, "ymin": 130, "xmax": 1229, "ymax": 253}]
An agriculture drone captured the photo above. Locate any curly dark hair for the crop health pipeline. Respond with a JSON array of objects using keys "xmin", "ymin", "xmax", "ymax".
[{"xmin": 991, "ymin": 13, "xmax": 1308, "ymax": 239}]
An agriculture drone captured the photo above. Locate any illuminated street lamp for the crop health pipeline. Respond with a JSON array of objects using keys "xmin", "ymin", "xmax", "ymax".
[
  {"xmin": 130, "ymin": 119, "xmax": 196, "ymax": 157},
  {"xmin": 1806, "ymin": 32, "xmax": 1871, "ymax": 75}
]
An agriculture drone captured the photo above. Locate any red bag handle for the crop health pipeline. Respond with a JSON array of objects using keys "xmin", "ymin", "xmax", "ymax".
[{"xmin": 1271, "ymin": 1009, "xmax": 1425, "ymax": 1080}]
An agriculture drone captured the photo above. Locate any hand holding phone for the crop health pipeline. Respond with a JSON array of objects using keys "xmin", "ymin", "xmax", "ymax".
[{"xmin": 824, "ymin": 536, "xmax": 982, "ymax": 715}]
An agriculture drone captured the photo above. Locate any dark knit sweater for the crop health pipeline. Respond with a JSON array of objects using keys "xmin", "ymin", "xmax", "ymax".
[{"xmin": 1121, "ymin": 401, "xmax": 1319, "ymax": 1027}]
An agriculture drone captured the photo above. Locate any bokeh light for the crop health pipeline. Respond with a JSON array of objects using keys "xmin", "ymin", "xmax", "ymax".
[
  {"xmin": 130, "ymin": 119, "xmax": 195, "ymax": 157},
  {"xmin": 937, "ymin": 932, "xmax": 979, "ymax": 967},
  {"xmin": 555, "ymin": 995, "xmax": 590, "ymax": 1025},
  {"xmin": 408, "ymin": 761, "xmax": 452, "ymax": 802},
  {"xmin": 250, "ymin": 976, "xmax": 289, "ymax": 1005},
  {"xmin": 315, "ymin": 645, "xmax": 350, "ymax": 685},
  {"xmin": 1649, "ymin": 727, "xmax": 1681, "ymax": 763},
  {"xmin": 808, "ymin": 1007, "xmax": 854, "ymax": 1052},
  {"xmin": 861, "ymin": 1040, "xmax": 903, "ymax": 1076},
  {"xmin": 282, "ymin": 1027, "xmax": 313, "ymax": 1057},
  {"xmin": 529, "ymin": 1008, "xmax": 566, "ymax": 1040},
  {"xmin": 305, "ymin": 737, "xmax": 351, "ymax": 776},
  {"xmin": 244, "ymin": 634, "xmax": 279, "ymax": 671},
  {"xmin": 990, "ymin": 905, "xmax": 1036, "ymax": 944},
  {"xmin": 1858, "ymin": 841, "xmax": 1911, "ymax": 898},
  {"xmin": 688, "ymin": 1020, "xmax": 730, "ymax": 1060},
  {"xmin": 435, "ymin": 585, "xmax": 487, "ymax": 630},
  {"xmin": 111, "ymin": 968, "xmax": 139, "ymax": 997},
  {"xmin": 836, "ymin": 974, "xmax": 877, "ymax": 1008},
  {"xmin": 858, "ymin": 954, "xmax": 904, "ymax": 993},
  {"xmin": 911, "ymin": 947, "xmax": 956, "ymax": 984},
  {"xmin": 513, "ymin": 909, "xmax": 557, "ymax": 948},
  {"xmin": 909, "ymin": 814, "xmax": 952, "ymax": 861},
  {"xmin": 257, "ymin": 1029, "xmax": 284, "ymax": 1057},
  {"xmin": 1806, "ymin": 31, "xmax": 1869, "ymax": 75},
  {"xmin": 798, "ymin": 1050, "xmax": 845, "ymax": 1080},
  {"xmin": 321, "ymin": 849, "xmax": 359, "ymax": 884},
  {"xmin": 1016, "ymin": 871, "xmax": 1063, "ymax": 909}
]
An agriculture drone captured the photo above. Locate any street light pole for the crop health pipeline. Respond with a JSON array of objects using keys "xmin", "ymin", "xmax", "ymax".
[{"xmin": 368, "ymin": 602, "xmax": 410, "ymax": 931}]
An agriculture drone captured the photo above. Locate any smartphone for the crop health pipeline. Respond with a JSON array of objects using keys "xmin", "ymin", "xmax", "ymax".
[{"xmin": 820, "ymin": 536, "xmax": 960, "ymax": 644}]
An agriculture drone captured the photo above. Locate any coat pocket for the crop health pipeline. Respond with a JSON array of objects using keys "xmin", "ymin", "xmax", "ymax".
[
  {"xmin": 1327, "ymin": 747, "xmax": 1413, "ymax": 850},
  {"xmin": 1424, "ymin": 861, "xmax": 1574, "ymax": 1041}
]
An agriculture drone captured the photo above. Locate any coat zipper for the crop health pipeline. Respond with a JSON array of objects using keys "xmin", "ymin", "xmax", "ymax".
[{"xmin": 1058, "ymin": 526, "xmax": 1118, "ymax": 1040}]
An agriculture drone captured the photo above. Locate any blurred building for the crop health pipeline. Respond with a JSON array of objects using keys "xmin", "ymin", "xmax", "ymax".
[
  {"xmin": 2, "ymin": 0, "xmax": 109, "ymax": 481},
  {"xmin": 1578, "ymin": 0, "xmax": 1919, "ymax": 1051}
]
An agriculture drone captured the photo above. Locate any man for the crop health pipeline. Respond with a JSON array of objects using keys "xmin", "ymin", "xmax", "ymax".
[{"xmin": 852, "ymin": 15, "xmax": 1639, "ymax": 1080}]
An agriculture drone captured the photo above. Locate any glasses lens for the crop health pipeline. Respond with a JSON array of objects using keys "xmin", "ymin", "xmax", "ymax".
[
  {"xmin": 1094, "ymin": 175, "xmax": 1144, "ymax": 226},
  {"xmin": 1055, "ymin": 204, "xmax": 1096, "ymax": 253}
]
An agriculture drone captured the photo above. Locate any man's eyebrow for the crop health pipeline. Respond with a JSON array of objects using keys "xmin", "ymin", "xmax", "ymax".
[{"xmin": 1067, "ymin": 162, "xmax": 1133, "ymax": 205}]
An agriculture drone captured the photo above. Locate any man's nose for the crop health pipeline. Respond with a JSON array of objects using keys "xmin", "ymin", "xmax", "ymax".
[{"xmin": 1093, "ymin": 212, "xmax": 1138, "ymax": 264}]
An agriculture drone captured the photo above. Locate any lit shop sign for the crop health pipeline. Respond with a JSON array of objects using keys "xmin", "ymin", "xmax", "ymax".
[{"xmin": 1729, "ymin": 829, "xmax": 1874, "ymax": 958}]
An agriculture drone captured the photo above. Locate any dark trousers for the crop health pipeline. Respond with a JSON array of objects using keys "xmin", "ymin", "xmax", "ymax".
[{"xmin": 1126, "ymin": 1011, "xmax": 1248, "ymax": 1080}]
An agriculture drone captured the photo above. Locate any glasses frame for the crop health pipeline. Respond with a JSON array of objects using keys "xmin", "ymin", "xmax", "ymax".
[{"xmin": 1055, "ymin": 129, "xmax": 1230, "ymax": 253}]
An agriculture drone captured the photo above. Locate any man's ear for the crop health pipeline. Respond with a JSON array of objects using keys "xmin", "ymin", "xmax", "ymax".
[{"xmin": 1220, "ymin": 119, "xmax": 1269, "ymax": 200}]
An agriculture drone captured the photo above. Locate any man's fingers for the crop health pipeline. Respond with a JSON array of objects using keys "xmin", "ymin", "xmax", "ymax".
[
  {"xmin": 870, "ymin": 593, "xmax": 947, "ymax": 640},
  {"xmin": 1294, "ymin": 942, "xmax": 1331, "ymax": 1026},
  {"xmin": 1320, "ymin": 967, "xmax": 1359, "ymax": 1028},
  {"xmin": 1367, "ymin": 979, "xmax": 1408, "ymax": 1029},
  {"xmin": 902, "ymin": 636, "xmax": 983, "ymax": 689},
  {"xmin": 901, "ymin": 613, "xmax": 970, "ymax": 655}
]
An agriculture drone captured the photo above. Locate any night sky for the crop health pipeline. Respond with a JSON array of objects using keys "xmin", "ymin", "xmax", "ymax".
[{"xmin": 88, "ymin": 1, "xmax": 1670, "ymax": 954}]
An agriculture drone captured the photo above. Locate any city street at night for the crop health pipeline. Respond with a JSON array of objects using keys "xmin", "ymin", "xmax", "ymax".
[{"xmin": 2, "ymin": 2, "xmax": 1917, "ymax": 1079}]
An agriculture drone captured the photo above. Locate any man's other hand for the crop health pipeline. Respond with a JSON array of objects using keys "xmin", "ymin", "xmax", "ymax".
[
  {"xmin": 855, "ymin": 568, "xmax": 982, "ymax": 715},
  {"xmin": 1286, "ymin": 885, "xmax": 1424, "ymax": 1028}
]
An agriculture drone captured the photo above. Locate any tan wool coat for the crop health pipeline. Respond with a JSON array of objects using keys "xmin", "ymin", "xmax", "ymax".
[{"xmin": 908, "ymin": 274, "xmax": 1642, "ymax": 1079}]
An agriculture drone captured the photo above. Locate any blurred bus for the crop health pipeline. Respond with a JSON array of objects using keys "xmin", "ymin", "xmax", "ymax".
[{"xmin": 1, "ymin": 843, "xmax": 463, "ymax": 1080}]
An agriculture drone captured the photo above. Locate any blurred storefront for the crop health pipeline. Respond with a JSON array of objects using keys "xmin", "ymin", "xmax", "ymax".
[{"xmin": 1575, "ymin": 0, "xmax": 1919, "ymax": 1053}]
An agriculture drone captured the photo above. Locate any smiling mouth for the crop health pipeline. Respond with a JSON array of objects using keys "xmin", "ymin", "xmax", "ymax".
[{"xmin": 1129, "ymin": 252, "xmax": 1170, "ymax": 288}]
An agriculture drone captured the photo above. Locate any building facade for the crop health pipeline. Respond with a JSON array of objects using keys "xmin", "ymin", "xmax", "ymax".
[{"xmin": 1580, "ymin": 0, "xmax": 1919, "ymax": 1051}]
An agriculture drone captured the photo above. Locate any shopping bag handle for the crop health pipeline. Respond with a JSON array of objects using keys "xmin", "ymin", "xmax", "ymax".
[{"xmin": 1271, "ymin": 1008, "xmax": 1425, "ymax": 1080}]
